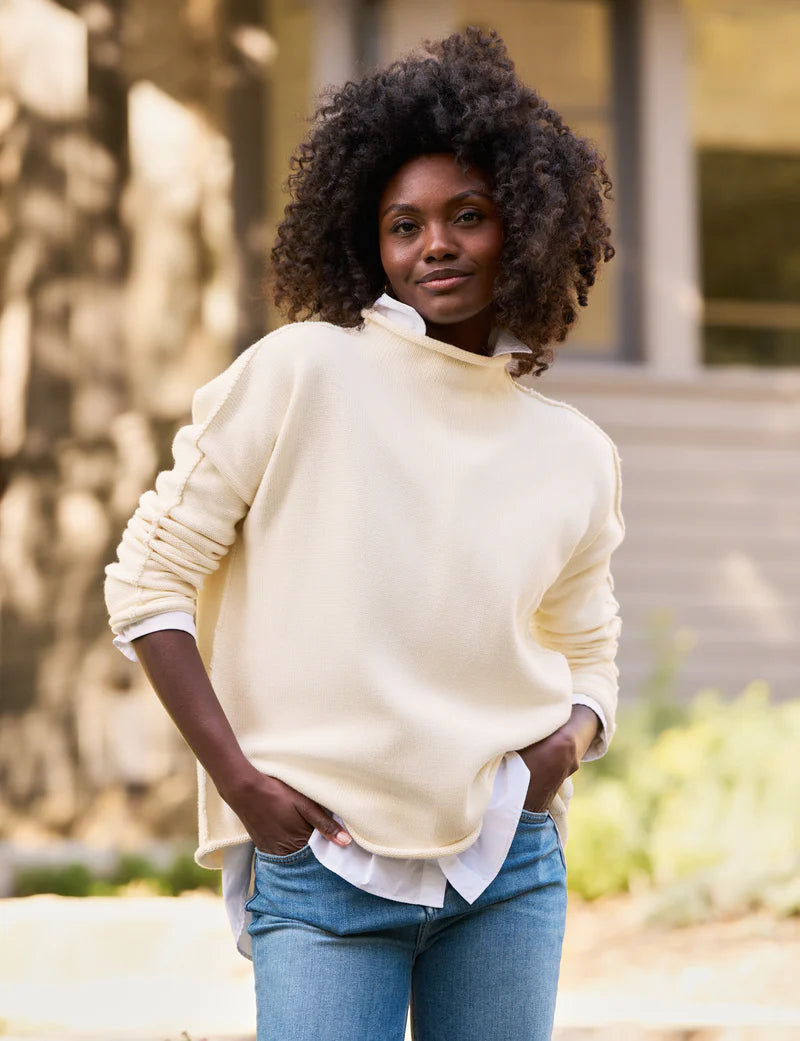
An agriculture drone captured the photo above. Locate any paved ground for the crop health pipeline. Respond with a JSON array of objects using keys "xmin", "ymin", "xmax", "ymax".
[{"xmin": 1, "ymin": 891, "xmax": 799, "ymax": 1040}]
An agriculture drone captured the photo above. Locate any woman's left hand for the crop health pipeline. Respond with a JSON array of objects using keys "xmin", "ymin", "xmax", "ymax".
[{"xmin": 514, "ymin": 705, "xmax": 600, "ymax": 813}]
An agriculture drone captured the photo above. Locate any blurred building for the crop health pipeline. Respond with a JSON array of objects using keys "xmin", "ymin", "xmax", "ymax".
[
  {"xmin": 257, "ymin": 0, "xmax": 798, "ymax": 704},
  {"xmin": 0, "ymin": 0, "xmax": 797, "ymax": 843}
]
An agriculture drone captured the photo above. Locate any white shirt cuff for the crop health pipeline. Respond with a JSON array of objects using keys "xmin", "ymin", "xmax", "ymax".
[
  {"xmin": 112, "ymin": 611, "xmax": 197, "ymax": 662},
  {"xmin": 571, "ymin": 694, "xmax": 609, "ymax": 761}
]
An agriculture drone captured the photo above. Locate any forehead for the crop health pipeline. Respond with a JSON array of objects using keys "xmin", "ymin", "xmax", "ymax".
[{"xmin": 379, "ymin": 153, "xmax": 492, "ymax": 206}]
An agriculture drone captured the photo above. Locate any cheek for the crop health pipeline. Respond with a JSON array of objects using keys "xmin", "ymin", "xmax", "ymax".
[
  {"xmin": 479, "ymin": 228, "xmax": 504, "ymax": 275},
  {"xmin": 380, "ymin": 241, "xmax": 415, "ymax": 281}
]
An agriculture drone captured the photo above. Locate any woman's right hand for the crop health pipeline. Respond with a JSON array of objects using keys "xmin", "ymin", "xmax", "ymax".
[
  {"xmin": 223, "ymin": 769, "xmax": 352, "ymax": 856},
  {"xmin": 130, "ymin": 630, "xmax": 352, "ymax": 857}
]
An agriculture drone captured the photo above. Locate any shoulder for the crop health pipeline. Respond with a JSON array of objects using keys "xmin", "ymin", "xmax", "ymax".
[
  {"xmin": 193, "ymin": 320, "xmax": 358, "ymax": 419},
  {"xmin": 509, "ymin": 378, "xmax": 623, "ymax": 524},
  {"xmin": 244, "ymin": 318, "xmax": 364, "ymax": 386},
  {"xmin": 509, "ymin": 379, "xmax": 619, "ymax": 463},
  {"xmin": 250, "ymin": 318, "xmax": 359, "ymax": 362},
  {"xmin": 217, "ymin": 319, "xmax": 359, "ymax": 376}
]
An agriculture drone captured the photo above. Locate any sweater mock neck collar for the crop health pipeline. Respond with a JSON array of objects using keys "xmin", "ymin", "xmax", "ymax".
[{"xmin": 363, "ymin": 294, "xmax": 532, "ymax": 371}]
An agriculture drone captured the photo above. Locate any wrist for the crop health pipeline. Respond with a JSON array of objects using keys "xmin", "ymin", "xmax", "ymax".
[
  {"xmin": 564, "ymin": 704, "xmax": 601, "ymax": 759},
  {"xmin": 214, "ymin": 756, "xmax": 262, "ymax": 804},
  {"xmin": 517, "ymin": 708, "xmax": 597, "ymax": 769},
  {"xmin": 518, "ymin": 726, "xmax": 578, "ymax": 768}
]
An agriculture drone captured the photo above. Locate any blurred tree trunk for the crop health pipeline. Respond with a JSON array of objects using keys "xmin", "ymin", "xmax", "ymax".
[
  {"xmin": 0, "ymin": 0, "xmax": 132, "ymax": 837},
  {"xmin": 0, "ymin": 0, "xmax": 262, "ymax": 848},
  {"xmin": 227, "ymin": 0, "xmax": 270, "ymax": 355}
]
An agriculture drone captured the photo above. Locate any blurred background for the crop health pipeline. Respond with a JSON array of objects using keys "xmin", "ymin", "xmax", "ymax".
[{"xmin": 0, "ymin": 1, "xmax": 799, "ymax": 1039}]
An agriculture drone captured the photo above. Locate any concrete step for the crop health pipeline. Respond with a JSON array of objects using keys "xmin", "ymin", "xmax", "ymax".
[
  {"xmin": 615, "ymin": 656, "xmax": 796, "ymax": 701},
  {"xmin": 612, "ymin": 442, "xmax": 800, "ymax": 478},
  {"xmin": 617, "ymin": 500, "xmax": 799, "ymax": 533},
  {"xmin": 612, "ymin": 554, "xmax": 800, "ymax": 583},
  {"xmin": 616, "ymin": 528, "xmax": 799, "ymax": 560},
  {"xmin": 537, "ymin": 387, "xmax": 800, "ymax": 441}
]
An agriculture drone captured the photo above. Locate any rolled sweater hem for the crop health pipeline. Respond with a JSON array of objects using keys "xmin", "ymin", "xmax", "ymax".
[
  {"xmin": 193, "ymin": 801, "xmax": 570, "ymax": 874},
  {"xmin": 339, "ymin": 819, "xmax": 485, "ymax": 860},
  {"xmin": 193, "ymin": 822, "xmax": 487, "ymax": 869},
  {"xmin": 195, "ymin": 835, "xmax": 255, "ymax": 871}
]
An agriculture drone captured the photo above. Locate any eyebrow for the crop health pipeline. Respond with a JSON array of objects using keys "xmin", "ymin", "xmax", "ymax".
[{"xmin": 380, "ymin": 189, "xmax": 494, "ymax": 219}]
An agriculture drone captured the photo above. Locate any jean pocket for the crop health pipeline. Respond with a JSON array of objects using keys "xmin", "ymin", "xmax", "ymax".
[
  {"xmin": 517, "ymin": 810, "xmax": 567, "ymax": 874},
  {"xmin": 254, "ymin": 841, "xmax": 313, "ymax": 864},
  {"xmin": 518, "ymin": 808, "xmax": 550, "ymax": 824}
]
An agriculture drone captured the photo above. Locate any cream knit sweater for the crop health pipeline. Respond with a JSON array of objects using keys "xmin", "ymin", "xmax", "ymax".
[{"xmin": 105, "ymin": 308, "xmax": 624, "ymax": 869}]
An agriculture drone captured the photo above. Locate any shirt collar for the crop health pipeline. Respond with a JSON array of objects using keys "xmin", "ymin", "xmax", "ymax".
[{"xmin": 372, "ymin": 293, "xmax": 532, "ymax": 358}]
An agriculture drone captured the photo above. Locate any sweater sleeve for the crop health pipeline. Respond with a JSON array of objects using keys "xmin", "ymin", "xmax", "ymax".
[
  {"xmin": 532, "ymin": 438, "xmax": 625, "ymax": 752},
  {"xmin": 104, "ymin": 336, "xmax": 293, "ymax": 635}
]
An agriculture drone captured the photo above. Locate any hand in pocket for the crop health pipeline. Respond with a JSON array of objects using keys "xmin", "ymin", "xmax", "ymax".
[{"xmin": 225, "ymin": 772, "xmax": 352, "ymax": 855}]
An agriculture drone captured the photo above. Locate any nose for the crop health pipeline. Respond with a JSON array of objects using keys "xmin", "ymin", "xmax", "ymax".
[{"xmin": 421, "ymin": 220, "xmax": 458, "ymax": 261}]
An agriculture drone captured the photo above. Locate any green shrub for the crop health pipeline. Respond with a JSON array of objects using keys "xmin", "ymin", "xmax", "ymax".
[
  {"xmin": 567, "ymin": 680, "xmax": 800, "ymax": 920},
  {"xmin": 14, "ymin": 862, "xmax": 95, "ymax": 898},
  {"xmin": 161, "ymin": 852, "xmax": 219, "ymax": 896},
  {"xmin": 11, "ymin": 850, "xmax": 220, "ymax": 898},
  {"xmin": 108, "ymin": 853, "xmax": 158, "ymax": 887}
]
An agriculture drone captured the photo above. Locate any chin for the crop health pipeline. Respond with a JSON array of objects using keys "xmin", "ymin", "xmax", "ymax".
[
  {"xmin": 414, "ymin": 299, "xmax": 480, "ymax": 325},
  {"xmin": 423, "ymin": 310, "xmax": 483, "ymax": 328}
]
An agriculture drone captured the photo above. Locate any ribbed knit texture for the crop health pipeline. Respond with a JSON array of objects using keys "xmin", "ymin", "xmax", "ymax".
[{"xmin": 105, "ymin": 310, "xmax": 624, "ymax": 869}]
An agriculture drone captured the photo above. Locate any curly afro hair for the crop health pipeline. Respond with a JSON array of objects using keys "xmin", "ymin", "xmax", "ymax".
[{"xmin": 270, "ymin": 26, "xmax": 614, "ymax": 377}]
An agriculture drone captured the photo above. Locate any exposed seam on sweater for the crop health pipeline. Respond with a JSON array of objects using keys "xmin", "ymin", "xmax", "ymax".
[
  {"xmin": 128, "ymin": 446, "xmax": 207, "ymax": 626},
  {"xmin": 193, "ymin": 343, "xmax": 268, "ymax": 502},
  {"xmin": 128, "ymin": 338, "xmax": 282, "ymax": 626},
  {"xmin": 506, "ymin": 372, "xmax": 625, "ymax": 533}
]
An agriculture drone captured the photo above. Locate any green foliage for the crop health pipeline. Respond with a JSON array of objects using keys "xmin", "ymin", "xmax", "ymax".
[
  {"xmin": 14, "ymin": 862, "xmax": 95, "ymax": 898},
  {"xmin": 160, "ymin": 852, "xmax": 218, "ymax": 896},
  {"xmin": 567, "ymin": 680, "xmax": 800, "ymax": 920},
  {"xmin": 12, "ymin": 850, "xmax": 221, "ymax": 898},
  {"xmin": 108, "ymin": 853, "xmax": 159, "ymax": 887}
]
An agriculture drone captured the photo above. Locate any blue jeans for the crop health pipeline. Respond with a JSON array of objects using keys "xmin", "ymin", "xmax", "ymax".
[{"xmin": 245, "ymin": 808, "xmax": 567, "ymax": 1041}]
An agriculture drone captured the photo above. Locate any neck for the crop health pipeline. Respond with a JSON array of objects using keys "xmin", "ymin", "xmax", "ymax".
[{"xmin": 422, "ymin": 307, "xmax": 495, "ymax": 356}]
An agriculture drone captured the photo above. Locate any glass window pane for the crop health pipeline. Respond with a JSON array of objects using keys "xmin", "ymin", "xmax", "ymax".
[{"xmin": 688, "ymin": 0, "xmax": 800, "ymax": 366}]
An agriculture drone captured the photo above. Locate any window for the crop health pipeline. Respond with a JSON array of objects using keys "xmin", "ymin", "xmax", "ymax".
[{"xmin": 688, "ymin": 0, "xmax": 800, "ymax": 366}]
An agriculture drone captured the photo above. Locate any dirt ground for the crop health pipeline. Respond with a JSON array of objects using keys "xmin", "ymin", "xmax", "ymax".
[
  {"xmin": 1, "ymin": 891, "xmax": 798, "ymax": 1041},
  {"xmin": 556, "ymin": 896, "xmax": 800, "ymax": 1040}
]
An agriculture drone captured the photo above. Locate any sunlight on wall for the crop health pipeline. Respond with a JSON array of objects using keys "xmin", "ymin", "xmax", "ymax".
[
  {"xmin": 125, "ymin": 80, "xmax": 237, "ymax": 416},
  {"xmin": 719, "ymin": 551, "xmax": 792, "ymax": 644},
  {"xmin": 688, "ymin": 0, "xmax": 800, "ymax": 154},
  {"xmin": 0, "ymin": 0, "xmax": 86, "ymax": 120}
]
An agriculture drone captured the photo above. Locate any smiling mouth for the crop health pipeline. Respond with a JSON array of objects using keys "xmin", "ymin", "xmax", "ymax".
[{"xmin": 418, "ymin": 274, "xmax": 472, "ymax": 291}]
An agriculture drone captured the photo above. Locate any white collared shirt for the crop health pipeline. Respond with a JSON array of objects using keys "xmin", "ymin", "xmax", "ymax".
[
  {"xmin": 113, "ymin": 295, "xmax": 607, "ymax": 959},
  {"xmin": 372, "ymin": 292, "xmax": 532, "ymax": 358}
]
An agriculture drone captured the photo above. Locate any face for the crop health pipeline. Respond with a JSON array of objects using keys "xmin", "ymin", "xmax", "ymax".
[{"xmin": 378, "ymin": 153, "xmax": 504, "ymax": 353}]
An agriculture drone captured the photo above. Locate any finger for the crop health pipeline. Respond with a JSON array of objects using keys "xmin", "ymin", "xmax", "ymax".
[{"xmin": 299, "ymin": 802, "xmax": 352, "ymax": 845}]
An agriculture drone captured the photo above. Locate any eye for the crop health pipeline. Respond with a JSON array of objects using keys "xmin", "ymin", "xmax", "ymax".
[
  {"xmin": 456, "ymin": 209, "xmax": 485, "ymax": 224},
  {"xmin": 390, "ymin": 219, "xmax": 418, "ymax": 235}
]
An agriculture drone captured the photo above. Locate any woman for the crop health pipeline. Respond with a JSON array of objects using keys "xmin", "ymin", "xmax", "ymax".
[{"xmin": 105, "ymin": 27, "xmax": 624, "ymax": 1041}]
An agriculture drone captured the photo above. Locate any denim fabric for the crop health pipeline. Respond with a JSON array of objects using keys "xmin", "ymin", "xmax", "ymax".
[{"xmin": 245, "ymin": 809, "xmax": 567, "ymax": 1041}]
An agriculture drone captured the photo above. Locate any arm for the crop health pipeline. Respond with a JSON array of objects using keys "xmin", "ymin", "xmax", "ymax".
[
  {"xmin": 517, "ymin": 439, "xmax": 625, "ymax": 810},
  {"xmin": 105, "ymin": 339, "xmax": 350, "ymax": 853},
  {"xmin": 132, "ymin": 629, "xmax": 351, "ymax": 854}
]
